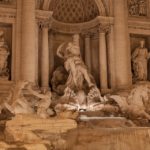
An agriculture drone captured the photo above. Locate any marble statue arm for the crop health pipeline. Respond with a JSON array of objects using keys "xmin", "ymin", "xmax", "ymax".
[
  {"xmin": 131, "ymin": 48, "xmax": 139, "ymax": 61},
  {"xmin": 57, "ymin": 43, "xmax": 65, "ymax": 58}
]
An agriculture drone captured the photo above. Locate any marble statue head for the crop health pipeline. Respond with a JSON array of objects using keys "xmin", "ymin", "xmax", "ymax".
[
  {"xmin": 72, "ymin": 34, "xmax": 79, "ymax": 46},
  {"xmin": 139, "ymin": 39, "xmax": 145, "ymax": 48}
]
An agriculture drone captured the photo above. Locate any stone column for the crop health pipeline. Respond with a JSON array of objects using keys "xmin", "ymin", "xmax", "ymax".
[
  {"xmin": 85, "ymin": 33, "xmax": 92, "ymax": 72},
  {"xmin": 41, "ymin": 23, "xmax": 50, "ymax": 90},
  {"xmin": 42, "ymin": 0, "xmax": 51, "ymax": 10},
  {"xmin": 35, "ymin": 22, "xmax": 39, "ymax": 85},
  {"xmin": 49, "ymin": 31, "xmax": 54, "ymax": 79},
  {"xmin": 107, "ymin": 25, "xmax": 116, "ymax": 89},
  {"xmin": 114, "ymin": 0, "xmax": 132, "ymax": 88},
  {"xmin": 99, "ymin": 29, "xmax": 108, "ymax": 89},
  {"xmin": 21, "ymin": 0, "xmax": 36, "ymax": 82},
  {"xmin": 147, "ymin": 36, "xmax": 150, "ymax": 80},
  {"xmin": 14, "ymin": 0, "xmax": 22, "ymax": 81}
]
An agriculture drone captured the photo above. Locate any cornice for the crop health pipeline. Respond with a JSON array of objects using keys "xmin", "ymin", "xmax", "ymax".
[
  {"xmin": 128, "ymin": 18, "xmax": 150, "ymax": 30},
  {"xmin": 0, "ymin": 7, "xmax": 16, "ymax": 23},
  {"xmin": 51, "ymin": 16, "xmax": 114, "ymax": 34},
  {"xmin": 36, "ymin": 10, "xmax": 53, "ymax": 21}
]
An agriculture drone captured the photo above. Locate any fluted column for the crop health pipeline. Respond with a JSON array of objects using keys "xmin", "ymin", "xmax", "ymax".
[
  {"xmin": 41, "ymin": 23, "xmax": 50, "ymax": 90},
  {"xmin": 85, "ymin": 33, "xmax": 92, "ymax": 72},
  {"xmin": 114, "ymin": 0, "xmax": 132, "ymax": 88},
  {"xmin": 99, "ymin": 29, "xmax": 108, "ymax": 89},
  {"xmin": 107, "ymin": 25, "xmax": 116, "ymax": 89},
  {"xmin": 21, "ymin": 0, "xmax": 36, "ymax": 82}
]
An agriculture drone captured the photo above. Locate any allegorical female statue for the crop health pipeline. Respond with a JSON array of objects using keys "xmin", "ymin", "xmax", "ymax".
[
  {"xmin": 138, "ymin": 0, "xmax": 147, "ymax": 16},
  {"xmin": 57, "ymin": 34, "xmax": 94, "ymax": 91},
  {"xmin": 0, "ymin": 29, "xmax": 10, "ymax": 80},
  {"xmin": 132, "ymin": 39, "xmax": 150, "ymax": 81}
]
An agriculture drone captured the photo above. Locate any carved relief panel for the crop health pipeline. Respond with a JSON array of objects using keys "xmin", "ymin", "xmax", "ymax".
[
  {"xmin": 128, "ymin": 0, "xmax": 147, "ymax": 17},
  {"xmin": 0, "ymin": 24, "xmax": 12, "ymax": 81}
]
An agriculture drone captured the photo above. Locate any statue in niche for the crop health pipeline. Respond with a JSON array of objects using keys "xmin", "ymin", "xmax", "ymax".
[
  {"xmin": 57, "ymin": 34, "xmax": 95, "ymax": 92},
  {"xmin": 138, "ymin": 0, "xmax": 147, "ymax": 16},
  {"xmin": 55, "ymin": 34, "xmax": 103, "ymax": 113},
  {"xmin": 128, "ymin": 0, "xmax": 147, "ymax": 16},
  {"xmin": 0, "ymin": 29, "xmax": 10, "ymax": 80},
  {"xmin": 131, "ymin": 39, "xmax": 150, "ymax": 81}
]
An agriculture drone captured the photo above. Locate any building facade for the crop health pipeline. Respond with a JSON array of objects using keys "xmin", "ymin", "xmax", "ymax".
[{"xmin": 0, "ymin": 0, "xmax": 150, "ymax": 92}]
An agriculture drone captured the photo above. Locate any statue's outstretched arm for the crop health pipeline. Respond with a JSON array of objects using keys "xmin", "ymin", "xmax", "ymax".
[
  {"xmin": 57, "ymin": 43, "xmax": 65, "ymax": 58},
  {"xmin": 131, "ymin": 48, "xmax": 139, "ymax": 60}
]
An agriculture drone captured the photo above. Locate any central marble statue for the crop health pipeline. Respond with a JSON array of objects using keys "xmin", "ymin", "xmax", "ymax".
[
  {"xmin": 57, "ymin": 34, "xmax": 95, "ymax": 92},
  {"xmin": 56, "ymin": 34, "xmax": 103, "ymax": 111}
]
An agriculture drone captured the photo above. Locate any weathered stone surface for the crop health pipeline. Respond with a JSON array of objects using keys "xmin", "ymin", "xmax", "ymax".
[
  {"xmin": 24, "ymin": 144, "xmax": 47, "ymax": 150},
  {"xmin": 66, "ymin": 127, "xmax": 150, "ymax": 150},
  {"xmin": 5, "ymin": 114, "xmax": 77, "ymax": 143},
  {"xmin": 0, "ymin": 141, "xmax": 49, "ymax": 150}
]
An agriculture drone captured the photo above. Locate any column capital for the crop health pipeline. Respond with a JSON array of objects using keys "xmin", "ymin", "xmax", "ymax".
[
  {"xmin": 38, "ymin": 19, "xmax": 51, "ymax": 29},
  {"xmin": 82, "ymin": 32, "xmax": 91, "ymax": 38},
  {"xmin": 97, "ymin": 24, "xmax": 110, "ymax": 33}
]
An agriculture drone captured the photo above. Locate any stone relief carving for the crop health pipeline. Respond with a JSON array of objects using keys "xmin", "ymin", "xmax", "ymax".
[
  {"xmin": 0, "ymin": 81, "xmax": 34, "ymax": 114},
  {"xmin": 128, "ymin": 0, "xmax": 147, "ymax": 16},
  {"xmin": 27, "ymin": 83, "xmax": 53, "ymax": 119},
  {"xmin": 0, "ymin": 29, "xmax": 10, "ymax": 80},
  {"xmin": 0, "ymin": 81, "xmax": 53, "ymax": 119},
  {"xmin": 110, "ymin": 84, "xmax": 150, "ymax": 120},
  {"xmin": 131, "ymin": 39, "xmax": 150, "ymax": 81}
]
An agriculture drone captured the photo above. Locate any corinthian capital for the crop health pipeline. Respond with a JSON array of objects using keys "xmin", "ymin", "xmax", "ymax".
[
  {"xmin": 38, "ymin": 19, "xmax": 51, "ymax": 29},
  {"xmin": 98, "ymin": 24, "xmax": 111, "ymax": 33}
]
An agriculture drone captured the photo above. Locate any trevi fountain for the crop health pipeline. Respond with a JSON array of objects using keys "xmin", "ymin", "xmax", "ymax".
[{"xmin": 0, "ymin": 0, "xmax": 150, "ymax": 150}]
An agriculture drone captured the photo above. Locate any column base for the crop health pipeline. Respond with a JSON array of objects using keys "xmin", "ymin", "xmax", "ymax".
[
  {"xmin": 40, "ymin": 86, "xmax": 50, "ymax": 93},
  {"xmin": 100, "ymin": 88, "xmax": 114, "ymax": 95}
]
